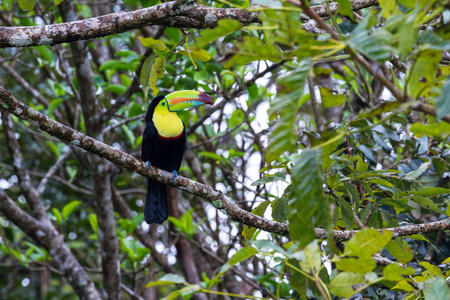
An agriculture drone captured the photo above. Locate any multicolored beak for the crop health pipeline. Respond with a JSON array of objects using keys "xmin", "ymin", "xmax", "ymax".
[{"xmin": 165, "ymin": 90, "xmax": 213, "ymax": 112}]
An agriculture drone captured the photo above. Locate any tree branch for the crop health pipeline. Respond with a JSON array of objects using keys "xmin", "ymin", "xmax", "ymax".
[
  {"xmin": 0, "ymin": 1, "xmax": 259, "ymax": 48},
  {"xmin": 1, "ymin": 87, "xmax": 449, "ymax": 242},
  {"xmin": 0, "ymin": 190, "xmax": 101, "ymax": 299},
  {"xmin": 0, "ymin": 0, "xmax": 384, "ymax": 49}
]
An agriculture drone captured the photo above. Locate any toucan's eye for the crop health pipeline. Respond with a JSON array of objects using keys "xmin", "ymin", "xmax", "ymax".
[{"xmin": 161, "ymin": 102, "xmax": 166, "ymax": 106}]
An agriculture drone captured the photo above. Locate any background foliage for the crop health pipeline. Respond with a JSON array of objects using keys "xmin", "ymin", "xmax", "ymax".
[{"xmin": 0, "ymin": 0, "xmax": 449, "ymax": 299}]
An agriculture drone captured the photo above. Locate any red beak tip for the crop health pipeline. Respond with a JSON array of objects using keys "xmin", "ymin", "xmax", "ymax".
[{"xmin": 199, "ymin": 92, "xmax": 214, "ymax": 105}]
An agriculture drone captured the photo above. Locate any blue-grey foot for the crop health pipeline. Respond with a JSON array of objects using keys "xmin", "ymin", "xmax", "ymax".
[
  {"xmin": 146, "ymin": 161, "xmax": 151, "ymax": 168},
  {"xmin": 172, "ymin": 170, "xmax": 178, "ymax": 183}
]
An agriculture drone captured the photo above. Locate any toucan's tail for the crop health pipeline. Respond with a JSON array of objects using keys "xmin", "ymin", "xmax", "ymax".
[{"xmin": 145, "ymin": 179, "xmax": 168, "ymax": 224}]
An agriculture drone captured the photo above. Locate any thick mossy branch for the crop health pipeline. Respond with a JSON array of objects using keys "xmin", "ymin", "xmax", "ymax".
[{"xmin": 0, "ymin": 0, "xmax": 380, "ymax": 48}]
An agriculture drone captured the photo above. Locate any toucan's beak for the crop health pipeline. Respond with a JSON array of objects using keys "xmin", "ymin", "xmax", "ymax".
[{"xmin": 165, "ymin": 90, "xmax": 214, "ymax": 112}]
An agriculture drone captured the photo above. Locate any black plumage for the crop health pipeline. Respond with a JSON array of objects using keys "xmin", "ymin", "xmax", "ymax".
[{"xmin": 142, "ymin": 96, "xmax": 186, "ymax": 224}]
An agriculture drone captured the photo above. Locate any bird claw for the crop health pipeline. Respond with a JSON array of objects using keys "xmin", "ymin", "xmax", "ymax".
[
  {"xmin": 172, "ymin": 170, "xmax": 178, "ymax": 183},
  {"xmin": 146, "ymin": 161, "xmax": 151, "ymax": 168}
]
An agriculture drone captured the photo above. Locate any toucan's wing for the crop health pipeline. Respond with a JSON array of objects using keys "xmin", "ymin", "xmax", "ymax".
[{"xmin": 142, "ymin": 121, "xmax": 157, "ymax": 163}]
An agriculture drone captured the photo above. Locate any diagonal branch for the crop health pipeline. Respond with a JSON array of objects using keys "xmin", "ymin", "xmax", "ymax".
[
  {"xmin": 0, "ymin": 189, "xmax": 101, "ymax": 299},
  {"xmin": 1, "ymin": 109, "xmax": 49, "ymax": 222},
  {"xmin": 1, "ymin": 87, "xmax": 449, "ymax": 241}
]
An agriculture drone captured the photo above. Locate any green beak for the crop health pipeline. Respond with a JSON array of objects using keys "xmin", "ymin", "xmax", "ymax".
[{"xmin": 165, "ymin": 90, "xmax": 214, "ymax": 112}]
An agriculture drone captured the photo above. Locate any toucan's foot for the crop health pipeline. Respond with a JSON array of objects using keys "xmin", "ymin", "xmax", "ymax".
[
  {"xmin": 172, "ymin": 170, "xmax": 178, "ymax": 183},
  {"xmin": 146, "ymin": 161, "xmax": 151, "ymax": 168}
]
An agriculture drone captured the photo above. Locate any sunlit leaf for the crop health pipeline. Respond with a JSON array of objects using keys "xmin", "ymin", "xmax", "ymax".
[
  {"xmin": 329, "ymin": 272, "xmax": 365, "ymax": 298},
  {"xmin": 149, "ymin": 56, "xmax": 165, "ymax": 95},
  {"xmin": 344, "ymin": 229, "xmax": 393, "ymax": 258},
  {"xmin": 18, "ymin": 0, "xmax": 36, "ymax": 10},
  {"xmin": 62, "ymin": 200, "xmax": 81, "ymax": 220},
  {"xmin": 383, "ymin": 263, "xmax": 415, "ymax": 281},
  {"xmin": 378, "ymin": 0, "xmax": 402, "ymax": 18},
  {"xmin": 196, "ymin": 19, "xmax": 243, "ymax": 48},
  {"xmin": 243, "ymin": 201, "xmax": 271, "ymax": 240},
  {"xmin": 392, "ymin": 279, "xmax": 415, "ymax": 292},
  {"xmin": 138, "ymin": 37, "xmax": 169, "ymax": 52},
  {"xmin": 386, "ymin": 238, "xmax": 413, "ymax": 264},
  {"xmin": 335, "ymin": 257, "xmax": 376, "ymax": 273},
  {"xmin": 145, "ymin": 273, "xmax": 186, "ymax": 288}
]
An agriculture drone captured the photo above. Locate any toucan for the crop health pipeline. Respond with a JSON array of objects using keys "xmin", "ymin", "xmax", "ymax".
[{"xmin": 142, "ymin": 90, "xmax": 213, "ymax": 224}]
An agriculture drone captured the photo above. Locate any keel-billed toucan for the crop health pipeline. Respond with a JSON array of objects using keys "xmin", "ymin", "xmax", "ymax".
[{"xmin": 142, "ymin": 90, "xmax": 213, "ymax": 224}]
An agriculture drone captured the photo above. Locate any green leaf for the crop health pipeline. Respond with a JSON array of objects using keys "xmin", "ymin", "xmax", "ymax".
[
  {"xmin": 266, "ymin": 109, "xmax": 298, "ymax": 164},
  {"xmin": 392, "ymin": 279, "xmax": 415, "ymax": 292},
  {"xmin": 288, "ymin": 149, "xmax": 331, "ymax": 246},
  {"xmin": 243, "ymin": 201, "xmax": 271, "ymax": 240},
  {"xmin": 386, "ymin": 238, "xmax": 413, "ymax": 264},
  {"xmin": 266, "ymin": 59, "xmax": 311, "ymax": 163},
  {"xmin": 138, "ymin": 37, "xmax": 169, "ymax": 52},
  {"xmin": 337, "ymin": 198, "xmax": 355, "ymax": 229},
  {"xmin": 356, "ymin": 155, "xmax": 368, "ymax": 173},
  {"xmin": 149, "ymin": 56, "xmax": 165, "ymax": 95},
  {"xmin": 410, "ymin": 196, "xmax": 442, "ymax": 213},
  {"xmin": 103, "ymin": 84, "xmax": 127, "ymax": 94},
  {"xmin": 348, "ymin": 27, "xmax": 396, "ymax": 63},
  {"xmin": 419, "ymin": 261, "xmax": 443, "ymax": 277},
  {"xmin": 344, "ymin": 229, "xmax": 393, "ymax": 258},
  {"xmin": 397, "ymin": 16, "xmax": 417, "ymax": 59},
  {"xmin": 145, "ymin": 273, "xmax": 185, "ymax": 288},
  {"xmin": 140, "ymin": 56, "xmax": 153, "ymax": 101},
  {"xmin": 99, "ymin": 60, "xmax": 131, "ymax": 72},
  {"xmin": 222, "ymin": 36, "xmax": 281, "ymax": 69},
  {"xmin": 410, "ymin": 122, "xmax": 450, "ymax": 138},
  {"xmin": 407, "ymin": 50, "xmax": 442, "ymax": 98},
  {"xmin": 121, "ymin": 125, "xmax": 136, "ymax": 147},
  {"xmin": 251, "ymin": 239, "xmax": 286, "ymax": 254},
  {"xmin": 272, "ymin": 197, "xmax": 288, "ymax": 223},
  {"xmin": 436, "ymin": 76, "xmax": 450, "ymax": 120},
  {"xmin": 260, "ymin": 9, "xmax": 305, "ymax": 45},
  {"xmin": 405, "ymin": 161, "xmax": 431, "ymax": 180},
  {"xmin": 47, "ymin": 99, "xmax": 63, "ymax": 118},
  {"xmin": 177, "ymin": 48, "xmax": 211, "ymax": 62},
  {"xmin": 62, "ymin": 200, "xmax": 81, "ymax": 220},
  {"xmin": 89, "ymin": 214, "xmax": 98, "ymax": 234},
  {"xmin": 329, "ymin": 272, "xmax": 365, "ymax": 298},
  {"xmin": 299, "ymin": 241, "xmax": 322, "ymax": 274},
  {"xmin": 415, "ymin": 187, "xmax": 450, "ymax": 197},
  {"xmin": 251, "ymin": 172, "xmax": 286, "ymax": 186},
  {"xmin": 199, "ymin": 151, "xmax": 224, "ymax": 162},
  {"xmin": 196, "ymin": 19, "xmax": 243, "ymax": 49},
  {"xmin": 227, "ymin": 247, "xmax": 257, "ymax": 267},
  {"xmin": 229, "ymin": 109, "xmax": 245, "ymax": 128},
  {"xmin": 336, "ymin": 0, "xmax": 354, "ymax": 20},
  {"xmin": 423, "ymin": 277, "xmax": 450, "ymax": 300},
  {"xmin": 335, "ymin": 257, "xmax": 376, "ymax": 273},
  {"xmin": 369, "ymin": 178, "xmax": 394, "ymax": 188},
  {"xmin": 52, "ymin": 208, "xmax": 62, "ymax": 225},
  {"xmin": 378, "ymin": 0, "xmax": 402, "ymax": 18},
  {"xmin": 320, "ymin": 87, "xmax": 345, "ymax": 109},
  {"xmin": 18, "ymin": 0, "xmax": 36, "ymax": 10},
  {"xmin": 165, "ymin": 284, "xmax": 200, "ymax": 300},
  {"xmin": 357, "ymin": 145, "xmax": 376, "ymax": 165},
  {"xmin": 383, "ymin": 263, "xmax": 415, "ymax": 282},
  {"xmin": 54, "ymin": 0, "xmax": 65, "ymax": 5}
]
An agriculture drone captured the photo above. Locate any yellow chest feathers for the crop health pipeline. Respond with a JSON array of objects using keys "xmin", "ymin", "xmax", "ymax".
[{"xmin": 152, "ymin": 109, "xmax": 184, "ymax": 138}]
